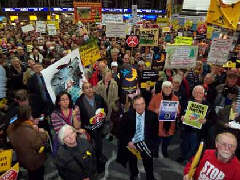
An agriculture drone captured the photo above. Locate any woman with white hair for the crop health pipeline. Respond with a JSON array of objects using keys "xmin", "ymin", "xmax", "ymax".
[
  {"xmin": 149, "ymin": 81, "xmax": 180, "ymax": 158},
  {"xmin": 55, "ymin": 124, "xmax": 96, "ymax": 180}
]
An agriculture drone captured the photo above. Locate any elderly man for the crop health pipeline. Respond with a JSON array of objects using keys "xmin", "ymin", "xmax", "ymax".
[
  {"xmin": 183, "ymin": 132, "xmax": 240, "ymax": 180},
  {"xmin": 75, "ymin": 82, "xmax": 107, "ymax": 174},
  {"xmin": 55, "ymin": 124, "xmax": 96, "ymax": 180}
]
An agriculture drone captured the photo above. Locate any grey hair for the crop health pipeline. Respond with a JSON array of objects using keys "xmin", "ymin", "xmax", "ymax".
[
  {"xmin": 172, "ymin": 74, "xmax": 183, "ymax": 84},
  {"xmin": 58, "ymin": 124, "xmax": 75, "ymax": 145}
]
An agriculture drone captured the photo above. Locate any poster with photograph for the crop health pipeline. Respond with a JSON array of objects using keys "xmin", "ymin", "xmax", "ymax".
[
  {"xmin": 41, "ymin": 49, "xmax": 86, "ymax": 103},
  {"xmin": 158, "ymin": 100, "xmax": 179, "ymax": 121}
]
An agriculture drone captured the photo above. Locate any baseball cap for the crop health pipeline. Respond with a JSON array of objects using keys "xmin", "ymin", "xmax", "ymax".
[{"xmin": 111, "ymin": 61, "xmax": 118, "ymax": 67}]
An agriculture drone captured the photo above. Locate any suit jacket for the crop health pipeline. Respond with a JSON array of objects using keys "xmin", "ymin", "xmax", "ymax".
[{"xmin": 117, "ymin": 109, "xmax": 158, "ymax": 167}]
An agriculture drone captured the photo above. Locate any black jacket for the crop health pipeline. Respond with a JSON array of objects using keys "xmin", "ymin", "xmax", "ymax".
[
  {"xmin": 55, "ymin": 136, "xmax": 97, "ymax": 180},
  {"xmin": 117, "ymin": 109, "xmax": 158, "ymax": 167}
]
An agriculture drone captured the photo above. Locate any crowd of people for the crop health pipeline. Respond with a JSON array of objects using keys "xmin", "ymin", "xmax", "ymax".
[{"xmin": 0, "ymin": 15, "xmax": 240, "ymax": 180}]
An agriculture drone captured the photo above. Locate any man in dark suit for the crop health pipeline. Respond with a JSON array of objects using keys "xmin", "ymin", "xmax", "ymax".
[{"xmin": 117, "ymin": 95, "xmax": 158, "ymax": 180}]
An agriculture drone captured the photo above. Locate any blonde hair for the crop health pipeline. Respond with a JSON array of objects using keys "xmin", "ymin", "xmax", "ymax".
[{"xmin": 216, "ymin": 132, "xmax": 237, "ymax": 146}]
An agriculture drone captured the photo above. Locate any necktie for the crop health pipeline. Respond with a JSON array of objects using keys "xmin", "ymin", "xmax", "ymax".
[{"xmin": 135, "ymin": 115, "xmax": 143, "ymax": 142}]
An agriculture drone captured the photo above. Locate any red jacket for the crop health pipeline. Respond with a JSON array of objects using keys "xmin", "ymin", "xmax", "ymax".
[{"xmin": 184, "ymin": 150, "xmax": 240, "ymax": 180}]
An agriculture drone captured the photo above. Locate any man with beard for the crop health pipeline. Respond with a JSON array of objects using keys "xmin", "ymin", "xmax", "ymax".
[{"xmin": 183, "ymin": 132, "xmax": 240, "ymax": 180}]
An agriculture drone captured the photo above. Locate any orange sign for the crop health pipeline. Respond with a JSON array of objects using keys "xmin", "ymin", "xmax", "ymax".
[{"xmin": 73, "ymin": 2, "xmax": 102, "ymax": 23}]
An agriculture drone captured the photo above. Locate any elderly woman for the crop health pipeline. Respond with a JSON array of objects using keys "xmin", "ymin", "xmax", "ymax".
[
  {"xmin": 55, "ymin": 124, "xmax": 96, "ymax": 180},
  {"xmin": 7, "ymin": 105, "xmax": 48, "ymax": 180},
  {"xmin": 149, "ymin": 81, "xmax": 180, "ymax": 157}
]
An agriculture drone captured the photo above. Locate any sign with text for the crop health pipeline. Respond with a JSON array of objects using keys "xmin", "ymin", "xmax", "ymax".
[
  {"xmin": 47, "ymin": 24, "xmax": 57, "ymax": 36},
  {"xmin": 140, "ymin": 70, "xmax": 158, "ymax": 89},
  {"xmin": 164, "ymin": 45, "xmax": 198, "ymax": 69},
  {"xmin": 174, "ymin": 36, "xmax": 193, "ymax": 45},
  {"xmin": 79, "ymin": 39, "xmax": 101, "ymax": 67},
  {"xmin": 0, "ymin": 163, "xmax": 19, "ymax": 180},
  {"xmin": 139, "ymin": 28, "xmax": 159, "ymax": 46},
  {"xmin": 36, "ymin": 21, "xmax": 46, "ymax": 33},
  {"xmin": 183, "ymin": 101, "xmax": 208, "ymax": 129},
  {"xmin": 207, "ymin": 38, "xmax": 233, "ymax": 65},
  {"xmin": 106, "ymin": 23, "xmax": 127, "ymax": 38},
  {"xmin": 102, "ymin": 14, "xmax": 123, "ymax": 24},
  {"xmin": 0, "ymin": 149, "xmax": 12, "ymax": 172},
  {"xmin": 21, "ymin": 24, "xmax": 34, "ymax": 33},
  {"xmin": 159, "ymin": 100, "xmax": 179, "ymax": 121}
]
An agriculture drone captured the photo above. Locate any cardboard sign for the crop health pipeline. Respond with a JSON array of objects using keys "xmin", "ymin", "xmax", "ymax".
[
  {"xmin": 106, "ymin": 23, "xmax": 127, "ymax": 38},
  {"xmin": 207, "ymin": 38, "xmax": 233, "ymax": 65},
  {"xmin": 36, "ymin": 21, "xmax": 46, "ymax": 33},
  {"xmin": 159, "ymin": 100, "xmax": 179, "ymax": 121},
  {"xmin": 139, "ymin": 28, "xmax": 159, "ymax": 46},
  {"xmin": 74, "ymin": 2, "xmax": 102, "ymax": 23},
  {"xmin": 0, "ymin": 150, "xmax": 12, "ymax": 172},
  {"xmin": 21, "ymin": 24, "xmax": 34, "ymax": 33},
  {"xmin": 164, "ymin": 45, "xmax": 198, "ymax": 69},
  {"xmin": 183, "ymin": 101, "xmax": 208, "ymax": 129},
  {"xmin": 79, "ymin": 39, "xmax": 101, "ymax": 67}
]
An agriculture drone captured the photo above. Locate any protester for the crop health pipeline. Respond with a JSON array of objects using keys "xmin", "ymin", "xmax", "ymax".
[
  {"xmin": 183, "ymin": 132, "xmax": 240, "ymax": 180},
  {"xmin": 7, "ymin": 105, "xmax": 48, "ymax": 180},
  {"xmin": 55, "ymin": 124, "xmax": 97, "ymax": 180}
]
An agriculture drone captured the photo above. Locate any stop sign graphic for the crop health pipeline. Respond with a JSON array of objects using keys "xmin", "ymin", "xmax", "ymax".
[{"xmin": 126, "ymin": 36, "xmax": 139, "ymax": 48}]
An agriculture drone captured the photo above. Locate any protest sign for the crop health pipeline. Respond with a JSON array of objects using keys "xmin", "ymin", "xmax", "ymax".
[
  {"xmin": 106, "ymin": 23, "xmax": 127, "ymax": 38},
  {"xmin": 0, "ymin": 149, "xmax": 12, "ymax": 172},
  {"xmin": 206, "ymin": 26, "xmax": 215, "ymax": 39},
  {"xmin": 102, "ymin": 14, "xmax": 123, "ymax": 24},
  {"xmin": 140, "ymin": 70, "xmax": 158, "ymax": 89},
  {"xmin": 0, "ymin": 163, "xmax": 19, "ymax": 180},
  {"xmin": 74, "ymin": 2, "xmax": 102, "ymax": 23},
  {"xmin": 132, "ymin": 5, "xmax": 138, "ymax": 25},
  {"xmin": 36, "ymin": 21, "xmax": 46, "ymax": 33},
  {"xmin": 157, "ymin": 17, "xmax": 169, "ymax": 27},
  {"xmin": 183, "ymin": 101, "xmax": 208, "ymax": 129},
  {"xmin": 206, "ymin": 0, "xmax": 240, "ymax": 30},
  {"xmin": 207, "ymin": 38, "xmax": 233, "ymax": 65},
  {"xmin": 159, "ymin": 100, "xmax": 179, "ymax": 121},
  {"xmin": 79, "ymin": 39, "xmax": 101, "ymax": 67},
  {"xmin": 162, "ymin": 27, "xmax": 171, "ymax": 33},
  {"xmin": 139, "ymin": 28, "xmax": 159, "ymax": 46},
  {"xmin": 21, "ymin": 24, "xmax": 34, "ymax": 33},
  {"xmin": 47, "ymin": 21, "xmax": 59, "ymax": 30},
  {"xmin": 120, "ymin": 64, "xmax": 138, "ymax": 93},
  {"xmin": 41, "ymin": 49, "xmax": 86, "ymax": 103},
  {"xmin": 164, "ymin": 45, "xmax": 198, "ymax": 69},
  {"xmin": 47, "ymin": 24, "xmax": 56, "ymax": 36},
  {"xmin": 174, "ymin": 36, "xmax": 193, "ymax": 45}
]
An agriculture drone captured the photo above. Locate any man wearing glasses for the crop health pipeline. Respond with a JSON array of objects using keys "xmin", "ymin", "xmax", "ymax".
[{"xmin": 184, "ymin": 132, "xmax": 240, "ymax": 180}]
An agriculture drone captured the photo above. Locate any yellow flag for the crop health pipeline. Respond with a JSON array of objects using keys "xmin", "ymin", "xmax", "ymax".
[
  {"xmin": 206, "ymin": 0, "xmax": 240, "ymax": 30},
  {"xmin": 127, "ymin": 147, "xmax": 142, "ymax": 160},
  {"xmin": 188, "ymin": 142, "xmax": 204, "ymax": 178}
]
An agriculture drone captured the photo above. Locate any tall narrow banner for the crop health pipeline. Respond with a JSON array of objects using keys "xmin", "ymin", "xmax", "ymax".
[
  {"xmin": 139, "ymin": 28, "xmax": 159, "ymax": 46},
  {"xmin": 79, "ymin": 39, "xmax": 101, "ymax": 67},
  {"xmin": 206, "ymin": 0, "xmax": 240, "ymax": 30},
  {"xmin": 164, "ymin": 45, "xmax": 198, "ymax": 69},
  {"xmin": 41, "ymin": 49, "xmax": 86, "ymax": 103},
  {"xmin": 73, "ymin": 2, "xmax": 102, "ymax": 23},
  {"xmin": 159, "ymin": 100, "xmax": 179, "ymax": 121},
  {"xmin": 183, "ymin": 101, "xmax": 208, "ymax": 129},
  {"xmin": 207, "ymin": 38, "xmax": 233, "ymax": 65}
]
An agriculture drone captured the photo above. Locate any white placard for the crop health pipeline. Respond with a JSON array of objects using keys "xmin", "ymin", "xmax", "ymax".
[
  {"xmin": 36, "ymin": 21, "xmax": 46, "ymax": 33},
  {"xmin": 21, "ymin": 24, "xmax": 34, "ymax": 33},
  {"xmin": 41, "ymin": 49, "xmax": 86, "ymax": 103},
  {"xmin": 47, "ymin": 24, "xmax": 56, "ymax": 36},
  {"xmin": 207, "ymin": 38, "xmax": 233, "ymax": 65},
  {"xmin": 106, "ymin": 23, "xmax": 127, "ymax": 38},
  {"xmin": 102, "ymin": 14, "xmax": 123, "ymax": 24}
]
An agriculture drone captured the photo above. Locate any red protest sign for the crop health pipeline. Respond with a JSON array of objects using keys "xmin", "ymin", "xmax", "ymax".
[{"xmin": 126, "ymin": 35, "xmax": 139, "ymax": 48}]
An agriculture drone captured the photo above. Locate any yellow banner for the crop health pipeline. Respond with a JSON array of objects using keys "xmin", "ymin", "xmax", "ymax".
[
  {"xmin": 79, "ymin": 40, "xmax": 101, "ymax": 67},
  {"xmin": 47, "ymin": 21, "xmax": 59, "ymax": 30},
  {"xmin": 206, "ymin": 0, "xmax": 240, "ymax": 30},
  {"xmin": 0, "ymin": 150, "xmax": 12, "ymax": 172},
  {"xmin": 174, "ymin": 36, "xmax": 193, "ymax": 45},
  {"xmin": 140, "ymin": 81, "xmax": 155, "ymax": 89}
]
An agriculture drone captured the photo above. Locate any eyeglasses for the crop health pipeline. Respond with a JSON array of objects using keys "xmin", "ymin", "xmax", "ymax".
[
  {"xmin": 217, "ymin": 141, "xmax": 236, "ymax": 150},
  {"xmin": 60, "ymin": 98, "xmax": 69, "ymax": 102}
]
